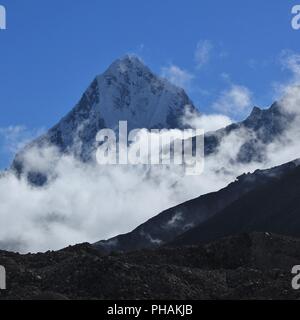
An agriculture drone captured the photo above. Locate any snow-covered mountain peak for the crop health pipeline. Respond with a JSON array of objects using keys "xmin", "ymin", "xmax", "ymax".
[
  {"xmin": 92, "ymin": 55, "xmax": 197, "ymax": 131},
  {"xmin": 13, "ymin": 56, "xmax": 199, "ymax": 174},
  {"xmin": 103, "ymin": 55, "xmax": 151, "ymax": 76}
]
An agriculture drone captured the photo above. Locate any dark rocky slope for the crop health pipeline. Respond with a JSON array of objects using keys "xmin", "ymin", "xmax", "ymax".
[
  {"xmin": 1, "ymin": 233, "xmax": 300, "ymax": 300},
  {"xmin": 95, "ymin": 160, "xmax": 300, "ymax": 253},
  {"xmin": 171, "ymin": 161, "xmax": 300, "ymax": 247}
]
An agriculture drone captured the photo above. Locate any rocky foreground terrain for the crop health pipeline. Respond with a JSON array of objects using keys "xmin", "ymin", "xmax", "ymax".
[{"xmin": 1, "ymin": 232, "xmax": 300, "ymax": 300}]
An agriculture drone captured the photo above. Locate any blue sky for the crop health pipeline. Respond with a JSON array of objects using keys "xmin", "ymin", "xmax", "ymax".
[{"xmin": 0, "ymin": 0, "xmax": 299, "ymax": 167}]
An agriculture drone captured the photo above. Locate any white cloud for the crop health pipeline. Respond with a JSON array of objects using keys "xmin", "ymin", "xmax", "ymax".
[
  {"xmin": 273, "ymin": 51, "xmax": 300, "ymax": 114},
  {"xmin": 194, "ymin": 40, "xmax": 213, "ymax": 69},
  {"xmin": 212, "ymin": 85, "xmax": 253, "ymax": 118},
  {"xmin": 182, "ymin": 107, "xmax": 233, "ymax": 132},
  {"xmin": 0, "ymin": 126, "xmax": 45, "ymax": 163},
  {"xmin": 281, "ymin": 51, "xmax": 300, "ymax": 81},
  {"xmin": 161, "ymin": 65, "xmax": 194, "ymax": 89},
  {"xmin": 0, "ymin": 145, "xmax": 233, "ymax": 253}
]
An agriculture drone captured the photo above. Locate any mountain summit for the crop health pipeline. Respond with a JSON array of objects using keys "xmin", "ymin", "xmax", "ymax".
[
  {"xmin": 93, "ymin": 55, "xmax": 198, "ymax": 131},
  {"xmin": 14, "ymin": 55, "xmax": 198, "ymax": 168}
]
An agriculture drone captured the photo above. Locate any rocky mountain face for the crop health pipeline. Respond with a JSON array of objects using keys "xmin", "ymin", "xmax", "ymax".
[
  {"xmin": 204, "ymin": 101, "xmax": 294, "ymax": 162},
  {"xmin": 1, "ymin": 233, "xmax": 299, "ymax": 300},
  {"xmin": 170, "ymin": 159, "xmax": 300, "ymax": 247},
  {"xmin": 95, "ymin": 160, "xmax": 300, "ymax": 253}
]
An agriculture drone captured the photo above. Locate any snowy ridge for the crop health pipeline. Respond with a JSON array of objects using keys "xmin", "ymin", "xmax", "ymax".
[{"xmin": 14, "ymin": 55, "xmax": 198, "ymax": 167}]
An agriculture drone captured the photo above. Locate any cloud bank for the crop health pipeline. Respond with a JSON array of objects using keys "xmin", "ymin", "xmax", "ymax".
[{"xmin": 0, "ymin": 52, "xmax": 300, "ymax": 254}]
